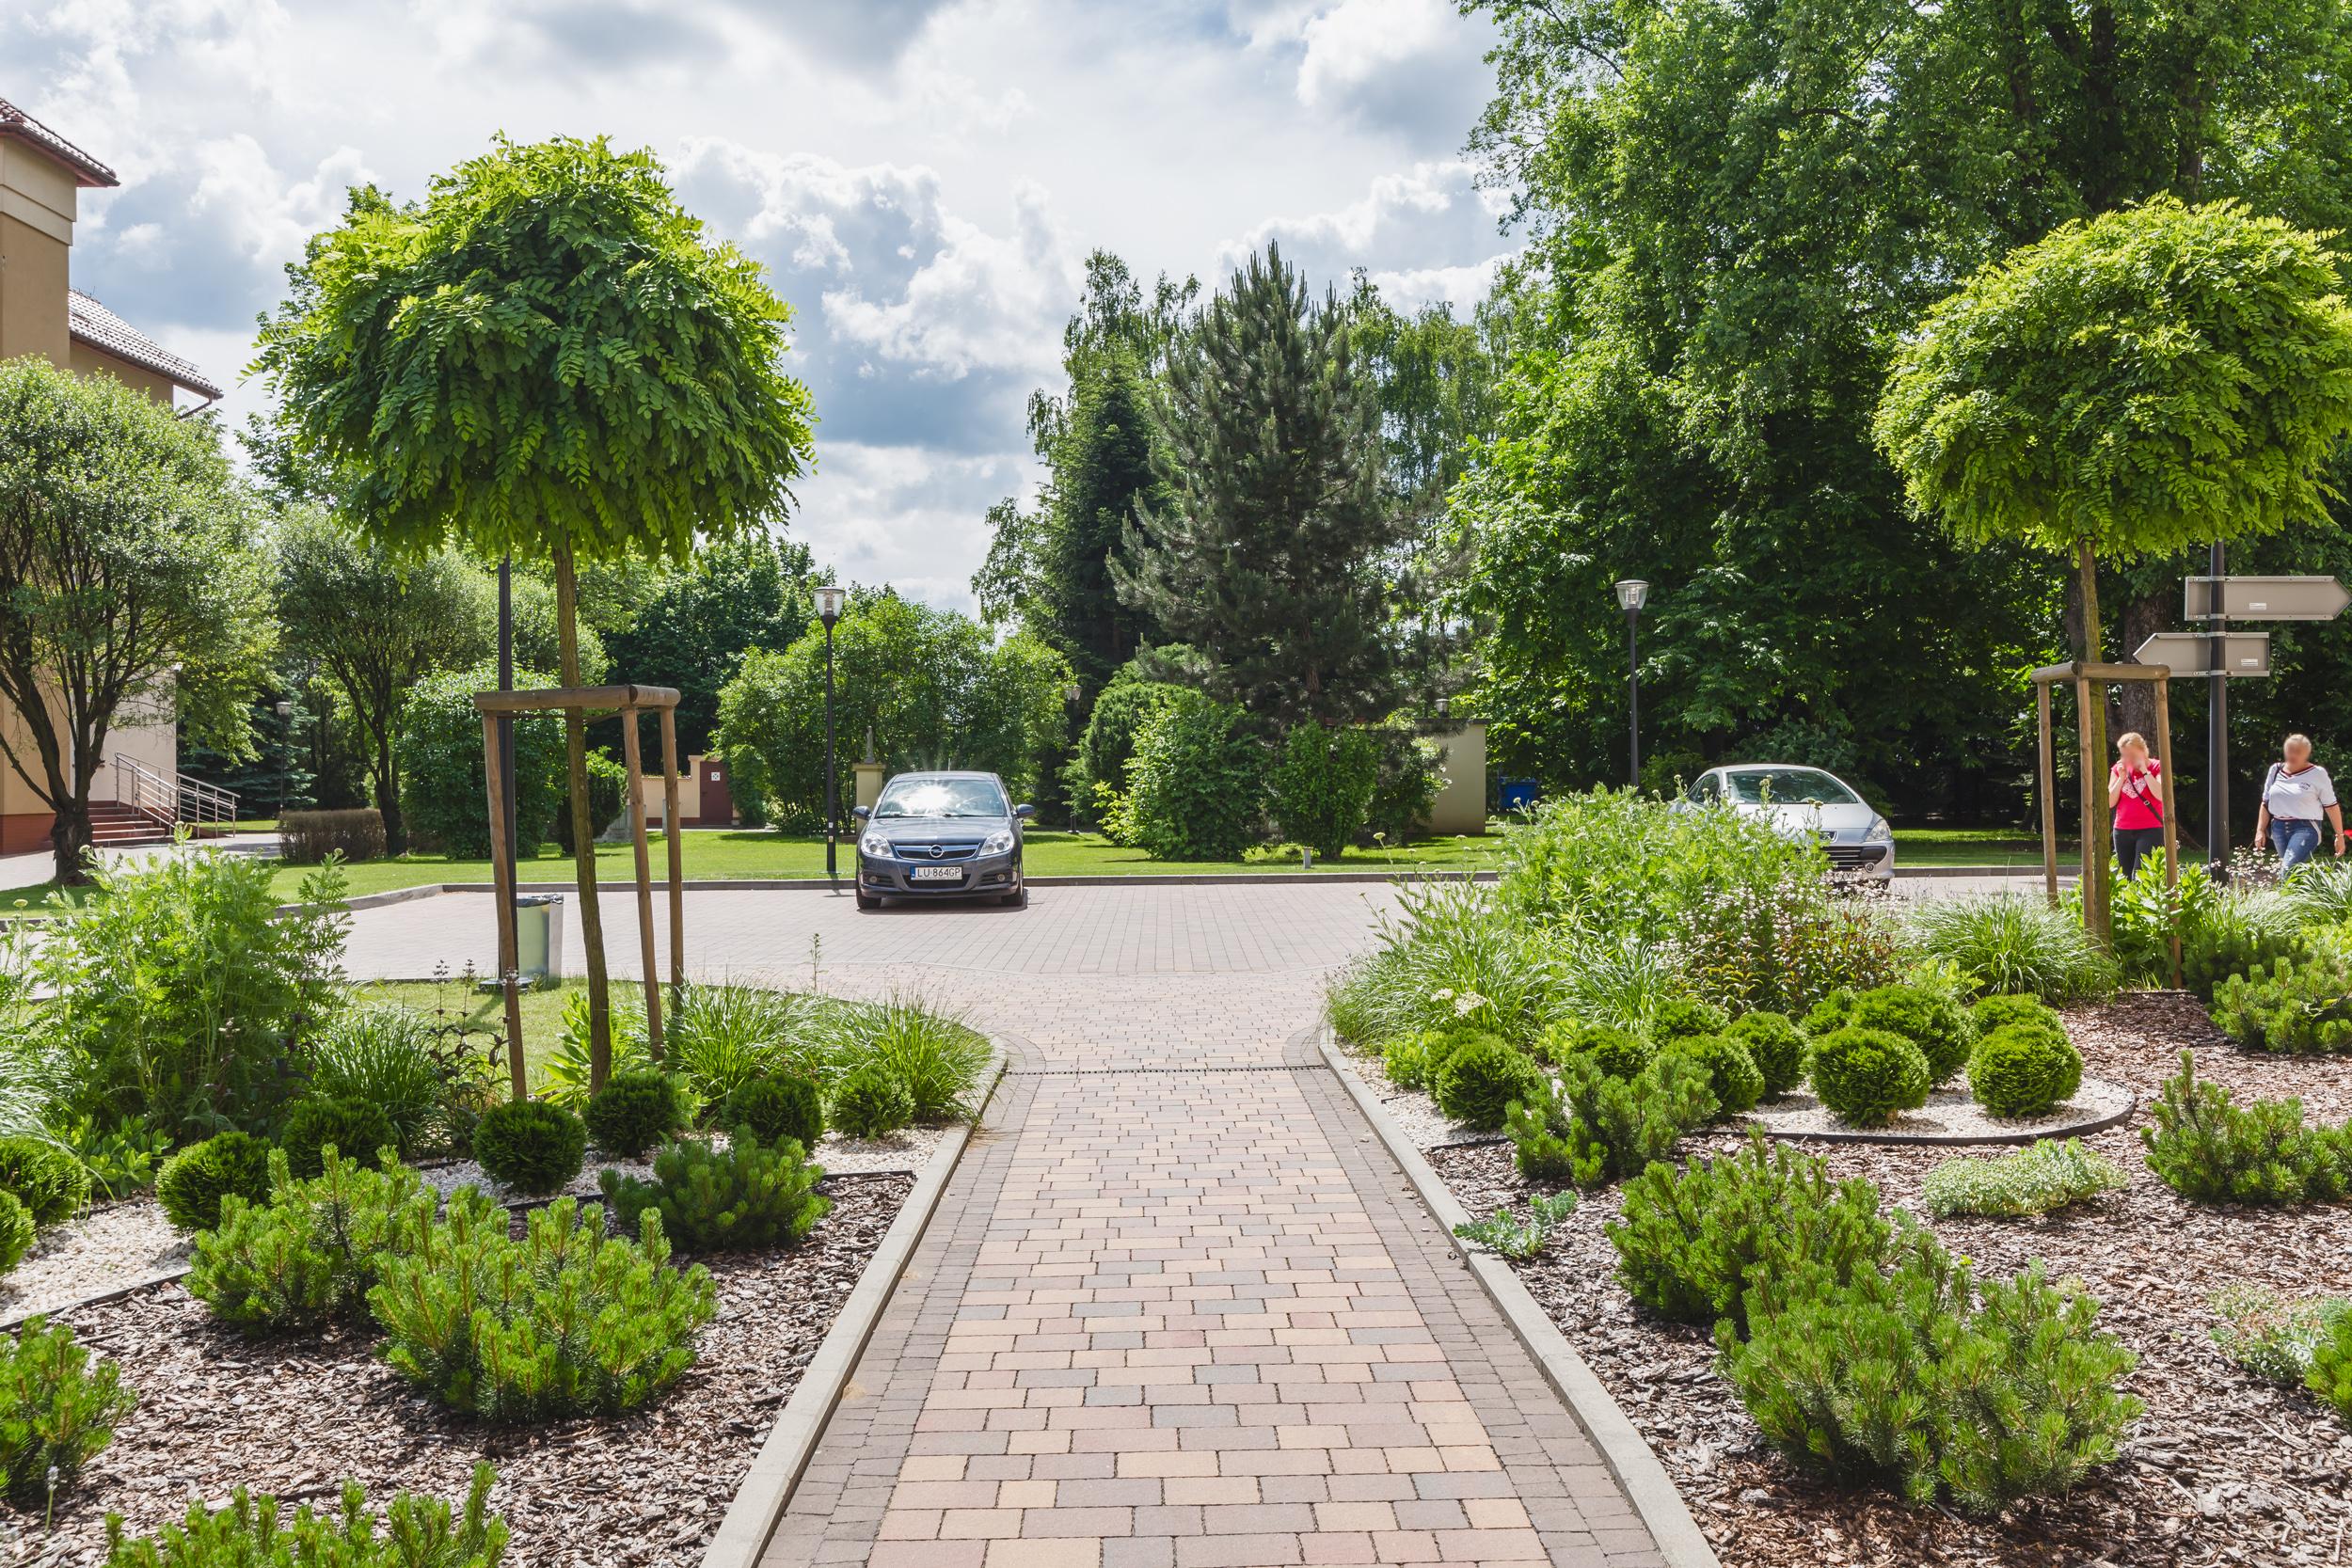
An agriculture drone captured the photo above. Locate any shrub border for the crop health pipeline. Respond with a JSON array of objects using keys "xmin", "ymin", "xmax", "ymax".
[
  {"xmin": 1313, "ymin": 1027, "xmax": 1722, "ymax": 1568},
  {"xmin": 702, "ymin": 1037, "xmax": 1009, "ymax": 1568}
]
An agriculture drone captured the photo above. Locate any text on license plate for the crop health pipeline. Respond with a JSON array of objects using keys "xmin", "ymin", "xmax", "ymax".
[{"xmin": 910, "ymin": 865, "xmax": 964, "ymax": 880}]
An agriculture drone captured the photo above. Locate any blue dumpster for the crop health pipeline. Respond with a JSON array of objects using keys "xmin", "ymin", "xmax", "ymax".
[{"xmin": 1499, "ymin": 779, "xmax": 1541, "ymax": 815}]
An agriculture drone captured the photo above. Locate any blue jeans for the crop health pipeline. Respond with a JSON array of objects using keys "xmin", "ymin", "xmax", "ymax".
[{"xmin": 2272, "ymin": 818, "xmax": 2322, "ymax": 872}]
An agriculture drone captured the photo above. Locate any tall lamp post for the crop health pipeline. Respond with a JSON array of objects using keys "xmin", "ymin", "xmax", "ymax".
[
  {"xmin": 814, "ymin": 585, "xmax": 846, "ymax": 884},
  {"xmin": 1614, "ymin": 579, "xmax": 1649, "ymax": 789},
  {"xmin": 274, "ymin": 700, "xmax": 294, "ymax": 819}
]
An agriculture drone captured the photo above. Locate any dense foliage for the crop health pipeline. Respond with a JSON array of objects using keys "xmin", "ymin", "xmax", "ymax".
[
  {"xmin": 156, "ymin": 1132, "xmax": 274, "ymax": 1234},
  {"xmin": 0, "ymin": 1137, "xmax": 90, "ymax": 1229},
  {"xmin": 1124, "ymin": 690, "xmax": 1266, "ymax": 861},
  {"xmin": 98, "ymin": 1465, "xmax": 508, "ymax": 1568},
  {"xmin": 1431, "ymin": 1037, "xmax": 1544, "ymax": 1133},
  {"xmin": 278, "ymin": 1095, "xmax": 398, "ymax": 1180},
  {"xmin": 2211, "ymin": 950, "xmax": 2352, "ymax": 1055},
  {"xmin": 1807, "ymin": 1027, "xmax": 1931, "ymax": 1127},
  {"xmin": 1966, "ymin": 1025, "xmax": 2085, "ymax": 1119},
  {"xmin": 1504, "ymin": 1051, "xmax": 1715, "ymax": 1187},
  {"xmin": 0, "ymin": 1316, "xmax": 135, "ymax": 1509},
  {"xmin": 721, "ymin": 1075, "xmax": 824, "ymax": 1148},
  {"xmin": 1267, "ymin": 724, "xmax": 1378, "ymax": 860},
  {"xmin": 583, "ymin": 1071, "xmax": 690, "ymax": 1159},
  {"xmin": 396, "ymin": 663, "xmax": 567, "ymax": 858},
  {"xmin": 188, "ymin": 1148, "xmax": 433, "ymax": 1332},
  {"xmin": 470, "ymin": 1101, "xmax": 588, "ymax": 1196},
  {"xmin": 599, "ymin": 1130, "xmax": 832, "ymax": 1253},
  {"xmin": 2140, "ymin": 1052, "xmax": 2350, "ymax": 1206}
]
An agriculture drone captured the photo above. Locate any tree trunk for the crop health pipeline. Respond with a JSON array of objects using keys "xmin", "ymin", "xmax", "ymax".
[
  {"xmin": 2117, "ymin": 587, "xmax": 2168, "ymax": 745},
  {"xmin": 554, "ymin": 544, "xmax": 614, "ymax": 1090},
  {"xmin": 49, "ymin": 791, "xmax": 92, "ymax": 886},
  {"xmin": 373, "ymin": 725, "xmax": 406, "ymax": 855},
  {"xmin": 2077, "ymin": 540, "xmax": 2112, "ymax": 947}
]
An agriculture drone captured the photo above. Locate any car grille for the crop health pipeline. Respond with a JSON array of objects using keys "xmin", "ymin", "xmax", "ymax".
[
  {"xmin": 1826, "ymin": 845, "xmax": 1886, "ymax": 870},
  {"xmin": 888, "ymin": 838, "xmax": 983, "ymax": 862}
]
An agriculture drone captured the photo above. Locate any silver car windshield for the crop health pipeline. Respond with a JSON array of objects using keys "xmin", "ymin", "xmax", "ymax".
[
  {"xmin": 1725, "ymin": 768, "xmax": 1858, "ymax": 806},
  {"xmin": 874, "ymin": 778, "xmax": 1009, "ymax": 819}
]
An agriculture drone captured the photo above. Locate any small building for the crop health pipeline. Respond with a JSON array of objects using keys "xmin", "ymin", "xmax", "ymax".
[{"xmin": 0, "ymin": 97, "xmax": 228, "ymax": 853}]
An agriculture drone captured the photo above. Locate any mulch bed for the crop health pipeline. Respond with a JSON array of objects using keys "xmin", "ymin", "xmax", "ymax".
[
  {"xmin": 6, "ymin": 1172, "xmax": 914, "ymax": 1568},
  {"xmin": 1431, "ymin": 993, "xmax": 2352, "ymax": 1567}
]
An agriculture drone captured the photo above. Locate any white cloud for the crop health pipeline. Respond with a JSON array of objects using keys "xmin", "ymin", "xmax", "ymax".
[
  {"xmin": 795, "ymin": 442, "xmax": 1039, "ymax": 612},
  {"xmin": 1295, "ymin": 0, "xmax": 1455, "ymax": 111},
  {"xmin": 1220, "ymin": 160, "xmax": 1515, "ymax": 305}
]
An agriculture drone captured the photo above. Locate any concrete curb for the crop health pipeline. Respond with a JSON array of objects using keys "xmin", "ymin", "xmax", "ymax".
[
  {"xmin": 702, "ymin": 1040, "xmax": 1009, "ymax": 1568},
  {"xmin": 1315, "ymin": 1031, "xmax": 1722, "ymax": 1568}
]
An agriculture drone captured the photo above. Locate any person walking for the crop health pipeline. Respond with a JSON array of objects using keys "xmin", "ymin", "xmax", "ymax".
[
  {"xmin": 2106, "ymin": 733, "xmax": 2168, "ymax": 881},
  {"xmin": 2254, "ymin": 733, "xmax": 2344, "ymax": 874}
]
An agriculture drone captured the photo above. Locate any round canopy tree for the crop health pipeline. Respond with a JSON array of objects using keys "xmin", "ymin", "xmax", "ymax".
[
  {"xmin": 1875, "ymin": 197, "xmax": 2352, "ymax": 938},
  {"xmin": 254, "ymin": 135, "xmax": 817, "ymax": 1085}
]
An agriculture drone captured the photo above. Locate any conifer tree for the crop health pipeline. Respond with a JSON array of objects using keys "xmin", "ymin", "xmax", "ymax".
[{"xmin": 1115, "ymin": 243, "xmax": 1405, "ymax": 727}]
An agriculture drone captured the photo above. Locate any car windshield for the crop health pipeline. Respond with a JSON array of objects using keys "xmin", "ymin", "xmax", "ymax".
[
  {"xmin": 1724, "ymin": 768, "xmax": 1859, "ymax": 806},
  {"xmin": 873, "ymin": 777, "xmax": 1008, "ymax": 819}
]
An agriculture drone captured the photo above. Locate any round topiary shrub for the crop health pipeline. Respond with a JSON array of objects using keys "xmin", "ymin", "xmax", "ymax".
[
  {"xmin": 1725, "ymin": 1012, "xmax": 1807, "ymax": 1098},
  {"xmin": 471, "ymin": 1100, "xmax": 587, "ymax": 1196},
  {"xmin": 1668, "ymin": 1035, "xmax": 1765, "ymax": 1117},
  {"xmin": 1848, "ymin": 984, "xmax": 1976, "ymax": 1085},
  {"xmin": 1807, "ymin": 1026, "xmax": 1931, "ymax": 1127},
  {"xmin": 1802, "ymin": 987, "xmax": 1860, "ymax": 1037},
  {"xmin": 1970, "ymin": 992, "xmax": 2064, "ymax": 1037},
  {"xmin": 1433, "ymin": 1038, "xmax": 1545, "ymax": 1132},
  {"xmin": 1650, "ymin": 994, "xmax": 1730, "ymax": 1042},
  {"xmin": 156, "ymin": 1131, "xmax": 274, "ymax": 1233},
  {"xmin": 832, "ymin": 1066, "xmax": 915, "ymax": 1140},
  {"xmin": 0, "ymin": 1136, "xmax": 91, "ymax": 1228},
  {"xmin": 0, "ymin": 1189, "xmax": 32, "ymax": 1275},
  {"xmin": 1966, "ymin": 1024, "xmax": 2085, "ymax": 1118},
  {"xmin": 584, "ymin": 1070, "xmax": 691, "ymax": 1158},
  {"xmin": 279, "ymin": 1095, "xmax": 398, "ymax": 1180},
  {"xmin": 722, "ymin": 1074, "xmax": 824, "ymax": 1148},
  {"xmin": 1569, "ymin": 1024, "xmax": 1652, "ymax": 1080}
]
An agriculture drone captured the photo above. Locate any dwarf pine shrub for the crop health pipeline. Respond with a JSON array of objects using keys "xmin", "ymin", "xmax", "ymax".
[
  {"xmin": 1919, "ymin": 1139, "xmax": 2124, "ymax": 1220},
  {"xmin": 2307, "ymin": 1314, "xmax": 2352, "ymax": 1425},
  {"xmin": 1505, "ymin": 1051, "xmax": 1716, "ymax": 1187},
  {"xmin": 2140, "ymin": 1051, "xmax": 2350, "ymax": 1206},
  {"xmin": 188, "ymin": 1148, "xmax": 437, "ymax": 1332},
  {"xmin": 599, "ymin": 1130, "xmax": 832, "ymax": 1253},
  {"xmin": 369, "ymin": 1195, "xmax": 714, "ymax": 1424},
  {"xmin": 98, "ymin": 1464, "xmax": 508, "ymax": 1567},
  {"xmin": 0, "ymin": 1315, "xmax": 135, "ymax": 1509},
  {"xmin": 2210, "ymin": 950, "xmax": 2352, "ymax": 1054}
]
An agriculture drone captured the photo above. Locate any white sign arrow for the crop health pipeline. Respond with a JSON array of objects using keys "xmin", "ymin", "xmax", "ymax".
[
  {"xmin": 2184, "ymin": 576, "xmax": 2352, "ymax": 622},
  {"xmin": 2134, "ymin": 631, "xmax": 2271, "ymax": 678}
]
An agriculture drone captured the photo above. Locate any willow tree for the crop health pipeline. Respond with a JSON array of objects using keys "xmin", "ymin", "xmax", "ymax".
[
  {"xmin": 1876, "ymin": 197, "xmax": 2352, "ymax": 938},
  {"xmin": 254, "ymin": 136, "xmax": 816, "ymax": 1084}
]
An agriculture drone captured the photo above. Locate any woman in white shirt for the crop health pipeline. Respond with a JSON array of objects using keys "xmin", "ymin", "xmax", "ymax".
[{"xmin": 2253, "ymin": 733, "xmax": 2344, "ymax": 873}]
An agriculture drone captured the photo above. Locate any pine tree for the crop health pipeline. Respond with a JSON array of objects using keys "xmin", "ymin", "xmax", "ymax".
[
  {"xmin": 1115, "ymin": 243, "xmax": 1405, "ymax": 728},
  {"xmin": 1039, "ymin": 352, "xmax": 1160, "ymax": 687}
]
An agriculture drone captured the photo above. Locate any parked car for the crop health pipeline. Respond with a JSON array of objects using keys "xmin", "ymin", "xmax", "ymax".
[
  {"xmin": 1687, "ymin": 764, "xmax": 1895, "ymax": 881},
  {"xmin": 852, "ymin": 770, "xmax": 1033, "ymax": 910}
]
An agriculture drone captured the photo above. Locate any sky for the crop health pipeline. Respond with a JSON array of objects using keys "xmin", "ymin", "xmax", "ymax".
[{"xmin": 3, "ymin": 0, "xmax": 1517, "ymax": 611}]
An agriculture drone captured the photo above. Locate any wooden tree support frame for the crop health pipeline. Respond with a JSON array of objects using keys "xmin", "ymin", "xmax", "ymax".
[
  {"xmin": 2029, "ymin": 660, "xmax": 2181, "ymax": 988},
  {"xmin": 476, "ymin": 683, "xmax": 686, "ymax": 1100}
]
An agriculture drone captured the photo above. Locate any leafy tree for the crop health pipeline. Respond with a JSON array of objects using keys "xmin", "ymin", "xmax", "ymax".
[
  {"xmin": 1125, "ymin": 691, "xmax": 1267, "ymax": 861},
  {"xmin": 253, "ymin": 135, "xmax": 815, "ymax": 1087},
  {"xmin": 1877, "ymin": 197, "xmax": 2352, "ymax": 939},
  {"xmin": 716, "ymin": 594, "xmax": 1073, "ymax": 818},
  {"xmin": 399, "ymin": 663, "xmax": 567, "ymax": 857},
  {"xmin": 1116, "ymin": 243, "xmax": 1406, "ymax": 727},
  {"xmin": 275, "ymin": 510, "xmax": 491, "ymax": 852},
  {"xmin": 601, "ymin": 531, "xmax": 818, "ymax": 756},
  {"xmin": 1066, "ymin": 674, "xmax": 1184, "ymax": 828},
  {"xmin": 0, "ymin": 360, "xmax": 273, "ymax": 882},
  {"xmin": 1268, "ymin": 724, "xmax": 1379, "ymax": 859}
]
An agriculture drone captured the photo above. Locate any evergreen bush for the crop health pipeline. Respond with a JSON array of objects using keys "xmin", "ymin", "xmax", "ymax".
[
  {"xmin": 97, "ymin": 1465, "xmax": 508, "ymax": 1568},
  {"xmin": 1666, "ymin": 1035, "xmax": 1764, "ymax": 1117},
  {"xmin": 1801, "ymin": 987, "xmax": 1858, "ymax": 1036},
  {"xmin": 156, "ymin": 1132, "xmax": 275, "ymax": 1233},
  {"xmin": 1608, "ymin": 1134, "xmax": 1887, "ymax": 1336},
  {"xmin": 1920, "ymin": 1139, "xmax": 2124, "ymax": 1219},
  {"xmin": 1504, "ymin": 1051, "xmax": 1716, "ymax": 1186},
  {"xmin": 1969, "ymin": 992, "xmax": 2066, "ymax": 1037},
  {"xmin": 2139, "ymin": 1051, "xmax": 2350, "ymax": 1206},
  {"xmin": 1267, "ymin": 723, "xmax": 1378, "ymax": 860},
  {"xmin": 0, "ymin": 1191, "xmax": 30, "ymax": 1276},
  {"xmin": 599, "ymin": 1130, "xmax": 833, "ymax": 1252},
  {"xmin": 1848, "ymin": 983, "xmax": 1976, "ymax": 1085},
  {"xmin": 583, "ymin": 1071, "xmax": 690, "ymax": 1159},
  {"xmin": 279, "ymin": 1094, "xmax": 398, "ymax": 1180},
  {"xmin": 2210, "ymin": 950, "xmax": 2352, "ymax": 1054},
  {"xmin": 1649, "ymin": 994, "xmax": 1729, "ymax": 1041},
  {"xmin": 0, "ymin": 1137, "xmax": 89, "ymax": 1228},
  {"xmin": 1807, "ymin": 1026, "xmax": 1931, "ymax": 1126},
  {"xmin": 1432, "ymin": 1037, "xmax": 1544, "ymax": 1132},
  {"xmin": 2303, "ymin": 1313, "xmax": 2352, "ymax": 1425},
  {"xmin": 831, "ymin": 1065, "xmax": 914, "ymax": 1139},
  {"xmin": 721, "ymin": 1075, "xmax": 824, "ymax": 1148},
  {"xmin": 1724, "ymin": 1011, "xmax": 1807, "ymax": 1098},
  {"xmin": 188, "ymin": 1148, "xmax": 436, "ymax": 1332},
  {"xmin": 0, "ymin": 1315, "xmax": 135, "ymax": 1509},
  {"xmin": 369, "ymin": 1196, "xmax": 715, "ymax": 1423},
  {"xmin": 1555, "ymin": 1022, "xmax": 1652, "ymax": 1080},
  {"xmin": 398, "ymin": 663, "xmax": 565, "ymax": 857},
  {"xmin": 470, "ymin": 1101, "xmax": 587, "ymax": 1196},
  {"xmin": 1965, "ymin": 1025, "xmax": 2084, "ymax": 1117}
]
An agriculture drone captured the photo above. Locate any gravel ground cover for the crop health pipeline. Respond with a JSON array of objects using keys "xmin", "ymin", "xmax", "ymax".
[
  {"xmin": 1745, "ymin": 1074, "xmax": 2135, "ymax": 1143},
  {"xmin": 1411, "ymin": 994, "xmax": 2352, "ymax": 1566},
  {"xmin": 5, "ymin": 1171, "xmax": 914, "ymax": 1568}
]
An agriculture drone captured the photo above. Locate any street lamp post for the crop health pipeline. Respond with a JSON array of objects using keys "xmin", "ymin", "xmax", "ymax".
[
  {"xmin": 1614, "ymin": 579, "xmax": 1649, "ymax": 789},
  {"xmin": 274, "ymin": 699, "xmax": 294, "ymax": 819},
  {"xmin": 814, "ymin": 585, "xmax": 846, "ymax": 884}
]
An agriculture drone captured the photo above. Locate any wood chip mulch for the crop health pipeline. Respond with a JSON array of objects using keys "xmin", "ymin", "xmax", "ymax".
[
  {"xmin": 3, "ymin": 1173, "xmax": 914, "ymax": 1568},
  {"xmin": 1432, "ymin": 993, "xmax": 2352, "ymax": 1567}
]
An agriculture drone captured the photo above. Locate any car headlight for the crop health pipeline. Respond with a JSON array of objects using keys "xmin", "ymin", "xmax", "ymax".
[
  {"xmin": 980, "ymin": 828, "xmax": 1016, "ymax": 856},
  {"xmin": 858, "ymin": 830, "xmax": 892, "ymax": 859},
  {"xmin": 1863, "ymin": 816, "xmax": 1894, "ymax": 846}
]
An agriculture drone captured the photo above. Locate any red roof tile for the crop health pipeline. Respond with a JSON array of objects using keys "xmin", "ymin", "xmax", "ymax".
[{"xmin": 0, "ymin": 97, "xmax": 119, "ymax": 189}]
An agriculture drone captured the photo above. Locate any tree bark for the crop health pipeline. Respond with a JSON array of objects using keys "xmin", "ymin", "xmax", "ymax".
[
  {"xmin": 554, "ymin": 544, "xmax": 613, "ymax": 1090},
  {"xmin": 2077, "ymin": 539, "xmax": 2112, "ymax": 947},
  {"xmin": 373, "ymin": 721, "xmax": 406, "ymax": 855},
  {"xmin": 2117, "ymin": 586, "xmax": 2168, "ymax": 742},
  {"xmin": 48, "ymin": 792, "xmax": 91, "ymax": 885}
]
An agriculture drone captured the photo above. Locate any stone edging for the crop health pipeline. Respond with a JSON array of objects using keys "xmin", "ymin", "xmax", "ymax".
[
  {"xmin": 701, "ymin": 1040, "xmax": 1009, "ymax": 1568},
  {"xmin": 1313, "ymin": 1029, "xmax": 1723, "ymax": 1568}
]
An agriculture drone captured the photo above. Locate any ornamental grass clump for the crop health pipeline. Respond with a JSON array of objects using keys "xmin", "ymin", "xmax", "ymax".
[
  {"xmin": 599, "ymin": 1130, "xmax": 832, "ymax": 1253},
  {"xmin": 369, "ymin": 1194, "xmax": 715, "ymax": 1424},
  {"xmin": 1432, "ymin": 1037, "xmax": 1543, "ymax": 1132},
  {"xmin": 471, "ymin": 1100, "xmax": 587, "ymax": 1196},
  {"xmin": 849, "ymin": 998, "xmax": 991, "ymax": 1120},
  {"xmin": 156, "ymin": 1132, "xmax": 274, "ymax": 1233},
  {"xmin": 1902, "ymin": 895, "xmax": 2115, "ymax": 1005},
  {"xmin": 0, "ymin": 1315, "xmax": 135, "ymax": 1510},
  {"xmin": 1505, "ymin": 1051, "xmax": 1716, "ymax": 1187},
  {"xmin": 99, "ymin": 1463, "xmax": 509, "ymax": 1567},
  {"xmin": 307, "ymin": 1005, "xmax": 452, "ymax": 1158},
  {"xmin": 1724, "ymin": 1011, "xmax": 1806, "ymax": 1098},
  {"xmin": 2140, "ymin": 1051, "xmax": 2350, "ymax": 1206},
  {"xmin": 1807, "ymin": 1026, "xmax": 1931, "ymax": 1126},
  {"xmin": 582, "ymin": 1070, "xmax": 691, "ymax": 1158},
  {"xmin": 1966, "ymin": 1024, "xmax": 2084, "ymax": 1118},
  {"xmin": 1919, "ymin": 1139, "xmax": 2124, "ymax": 1219},
  {"xmin": 1608, "ymin": 1134, "xmax": 1887, "ymax": 1337},
  {"xmin": 1322, "ymin": 879, "xmax": 1559, "ymax": 1048},
  {"xmin": 188, "ymin": 1148, "xmax": 437, "ymax": 1333}
]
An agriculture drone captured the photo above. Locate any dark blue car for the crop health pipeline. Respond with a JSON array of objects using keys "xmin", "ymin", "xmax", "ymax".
[{"xmin": 851, "ymin": 770, "xmax": 1033, "ymax": 911}]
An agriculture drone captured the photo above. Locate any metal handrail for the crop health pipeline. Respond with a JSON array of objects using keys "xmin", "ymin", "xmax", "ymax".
[{"xmin": 110, "ymin": 754, "xmax": 237, "ymax": 832}]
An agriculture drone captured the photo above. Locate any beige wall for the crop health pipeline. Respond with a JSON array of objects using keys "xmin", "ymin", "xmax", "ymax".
[
  {"xmin": 69, "ymin": 341, "xmax": 174, "ymax": 403},
  {"xmin": 639, "ymin": 753, "xmax": 706, "ymax": 824},
  {"xmin": 0, "ymin": 139, "xmax": 74, "ymax": 368},
  {"xmin": 1422, "ymin": 721, "xmax": 1489, "ymax": 836},
  {"xmin": 87, "ymin": 683, "xmax": 178, "ymax": 803}
]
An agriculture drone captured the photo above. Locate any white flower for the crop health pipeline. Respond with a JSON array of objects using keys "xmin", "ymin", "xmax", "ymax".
[
  {"xmin": 1453, "ymin": 990, "xmax": 1490, "ymax": 1018},
  {"xmin": 1430, "ymin": 988, "xmax": 1455, "ymax": 1002}
]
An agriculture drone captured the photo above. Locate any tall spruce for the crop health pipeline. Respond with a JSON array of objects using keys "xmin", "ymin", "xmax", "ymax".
[
  {"xmin": 1038, "ymin": 352, "xmax": 1160, "ymax": 687},
  {"xmin": 1116, "ymin": 243, "xmax": 1406, "ymax": 728}
]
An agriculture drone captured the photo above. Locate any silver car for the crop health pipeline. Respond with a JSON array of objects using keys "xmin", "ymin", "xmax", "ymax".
[
  {"xmin": 851, "ymin": 770, "xmax": 1033, "ymax": 910},
  {"xmin": 1688, "ymin": 765, "xmax": 1895, "ymax": 881}
]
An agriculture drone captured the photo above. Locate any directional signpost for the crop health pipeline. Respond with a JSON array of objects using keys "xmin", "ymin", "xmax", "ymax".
[
  {"xmin": 2133, "ymin": 631, "xmax": 2274, "ymax": 678},
  {"xmin": 2185, "ymin": 576, "xmax": 2352, "ymax": 622}
]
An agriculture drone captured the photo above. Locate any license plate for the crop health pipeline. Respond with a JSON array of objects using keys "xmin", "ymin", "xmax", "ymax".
[{"xmin": 910, "ymin": 865, "xmax": 964, "ymax": 881}]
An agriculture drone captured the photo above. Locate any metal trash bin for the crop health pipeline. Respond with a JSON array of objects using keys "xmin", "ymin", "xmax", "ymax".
[{"xmin": 513, "ymin": 894, "xmax": 564, "ymax": 985}]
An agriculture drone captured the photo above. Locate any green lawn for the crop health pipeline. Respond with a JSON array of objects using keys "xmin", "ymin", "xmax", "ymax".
[{"xmin": 1895, "ymin": 826, "xmax": 2060, "ymax": 867}]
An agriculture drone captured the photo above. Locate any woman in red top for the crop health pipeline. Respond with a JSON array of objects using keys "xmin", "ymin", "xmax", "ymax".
[{"xmin": 2108, "ymin": 732, "xmax": 2165, "ymax": 881}]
